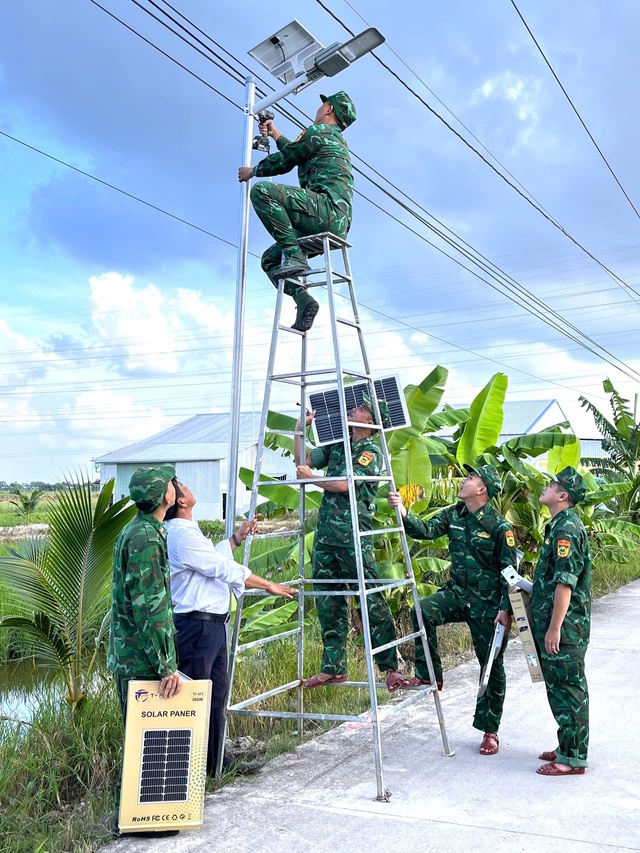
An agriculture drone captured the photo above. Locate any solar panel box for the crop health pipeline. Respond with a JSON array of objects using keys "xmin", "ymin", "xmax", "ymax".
[
  {"xmin": 119, "ymin": 679, "xmax": 212, "ymax": 833},
  {"xmin": 308, "ymin": 375, "xmax": 410, "ymax": 447}
]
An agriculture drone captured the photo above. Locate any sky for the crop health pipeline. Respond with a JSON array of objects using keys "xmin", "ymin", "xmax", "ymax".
[{"xmin": 1, "ymin": 0, "xmax": 639, "ymax": 482}]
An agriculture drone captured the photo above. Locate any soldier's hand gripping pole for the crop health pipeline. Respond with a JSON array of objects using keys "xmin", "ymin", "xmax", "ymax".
[{"xmin": 253, "ymin": 110, "xmax": 275, "ymax": 153}]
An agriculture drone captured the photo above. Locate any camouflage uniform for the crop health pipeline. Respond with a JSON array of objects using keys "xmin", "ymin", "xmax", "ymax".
[
  {"xmin": 107, "ymin": 464, "xmax": 178, "ymax": 718},
  {"xmin": 403, "ymin": 479, "xmax": 517, "ymax": 733},
  {"xmin": 532, "ymin": 468, "xmax": 591, "ymax": 768},
  {"xmin": 251, "ymin": 91, "xmax": 355, "ymax": 289},
  {"xmin": 308, "ymin": 437, "xmax": 397, "ymax": 675}
]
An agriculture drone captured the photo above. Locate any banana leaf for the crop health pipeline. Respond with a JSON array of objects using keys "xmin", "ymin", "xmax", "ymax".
[{"xmin": 456, "ymin": 373, "xmax": 508, "ymax": 466}]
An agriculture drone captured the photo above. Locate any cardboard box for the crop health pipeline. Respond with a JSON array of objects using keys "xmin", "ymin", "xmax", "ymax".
[
  {"xmin": 508, "ymin": 589, "xmax": 544, "ymax": 684},
  {"xmin": 119, "ymin": 678, "xmax": 212, "ymax": 833}
]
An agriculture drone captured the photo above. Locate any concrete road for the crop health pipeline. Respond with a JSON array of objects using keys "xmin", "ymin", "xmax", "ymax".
[{"xmin": 106, "ymin": 580, "xmax": 640, "ymax": 852}]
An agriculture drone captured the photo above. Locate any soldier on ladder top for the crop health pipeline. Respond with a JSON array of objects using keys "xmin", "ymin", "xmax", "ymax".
[
  {"xmin": 294, "ymin": 397, "xmax": 421, "ymax": 692},
  {"xmin": 238, "ymin": 91, "xmax": 356, "ymax": 333}
]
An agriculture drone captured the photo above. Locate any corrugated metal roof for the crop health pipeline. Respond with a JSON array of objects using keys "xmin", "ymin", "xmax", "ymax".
[{"xmin": 97, "ymin": 413, "xmax": 267, "ymax": 464}]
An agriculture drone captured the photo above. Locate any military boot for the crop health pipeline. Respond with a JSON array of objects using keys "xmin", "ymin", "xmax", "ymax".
[
  {"xmin": 271, "ymin": 251, "xmax": 312, "ymax": 280},
  {"xmin": 291, "ymin": 287, "xmax": 319, "ymax": 332}
]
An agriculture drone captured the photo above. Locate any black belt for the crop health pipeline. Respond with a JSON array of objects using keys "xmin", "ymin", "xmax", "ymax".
[{"xmin": 179, "ymin": 611, "xmax": 229, "ymax": 623}]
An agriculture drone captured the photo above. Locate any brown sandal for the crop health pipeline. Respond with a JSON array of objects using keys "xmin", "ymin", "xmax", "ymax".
[
  {"xmin": 303, "ymin": 672, "xmax": 348, "ymax": 689},
  {"xmin": 479, "ymin": 732, "xmax": 499, "ymax": 755},
  {"xmin": 539, "ymin": 749, "xmax": 557, "ymax": 761},
  {"xmin": 537, "ymin": 761, "xmax": 585, "ymax": 776}
]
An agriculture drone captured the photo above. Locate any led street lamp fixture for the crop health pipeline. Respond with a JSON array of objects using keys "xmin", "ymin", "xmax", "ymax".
[{"xmin": 313, "ymin": 29, "xmax": 385, "ymax": 77}]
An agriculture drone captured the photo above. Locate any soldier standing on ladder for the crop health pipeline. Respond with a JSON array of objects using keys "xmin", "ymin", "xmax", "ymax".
[
  {"xmin": 294, "ymin": 399, "xmax": 419, "ymax": 692},
  {"xmin": 237, "ymin": 92, "xmax": 356, "ymax": 332}
]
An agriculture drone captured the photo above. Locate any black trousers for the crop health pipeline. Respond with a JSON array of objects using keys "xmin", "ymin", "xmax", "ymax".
[{"xmin": 174, "ymin": 614, "xmax": 229, "ymax": 773}]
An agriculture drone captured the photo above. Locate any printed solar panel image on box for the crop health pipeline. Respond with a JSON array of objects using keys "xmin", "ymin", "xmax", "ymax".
[
  {"xmin": 308, "ymin": 375, "xmax": 409, "ymax": 446},
  {"xmin": 139, "ymin": 729, "xmax": 192, "ymax": 803}
]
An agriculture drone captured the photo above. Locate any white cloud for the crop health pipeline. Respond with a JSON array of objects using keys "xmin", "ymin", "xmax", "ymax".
[
  {"xmin": 90, "ymin": 272, "xmax": 179, "ymax": 375},
  {"xmin": 476, "ymin": 71, "xmax": 546, "ymax": 146}
]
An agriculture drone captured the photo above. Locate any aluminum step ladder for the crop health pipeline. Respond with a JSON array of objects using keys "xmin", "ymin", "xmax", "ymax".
[{"xmin": 221, "ymin": 233, "xmax": 453, "ymax": 800}]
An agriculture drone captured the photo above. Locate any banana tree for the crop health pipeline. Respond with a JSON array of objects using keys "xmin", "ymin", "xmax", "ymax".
[
  {"xmin": 580, "ymin": 378, "xmax": 640, "ymax": 522},
  {"xmin": 0, "ymin": 476, "xmax": 135, "ymax": 711}
]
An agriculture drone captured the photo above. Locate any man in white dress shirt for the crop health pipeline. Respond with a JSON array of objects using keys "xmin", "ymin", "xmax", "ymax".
[{"xmin": 165, "ymin": 478, "xmax": 295, "ymax": 774}]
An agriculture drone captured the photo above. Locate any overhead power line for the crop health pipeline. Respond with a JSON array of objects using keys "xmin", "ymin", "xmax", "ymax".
[
  {"xmin": 13, "ymin": 0, "xmax": 640, "ymax": 388},
  {"xmin": 0, "ymin": 130, "xmax": 242, "ymax": 251},
  {"xmin": 83, "ymin": 0, "xmax": 640, "ymax": 384},
  {"xmin": 127, "ymin": 0, "xmax": 640, "ymax": 382},
  {"xmin": 509, "ymin": 0, "xmax": 640, "ymax": 221},
  {"xmin": 311, "ymin": 0, "xmax": 640, "ymax": 308}
]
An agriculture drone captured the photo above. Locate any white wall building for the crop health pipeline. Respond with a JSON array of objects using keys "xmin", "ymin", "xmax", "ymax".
[{"xmin": 96, "ymin": 413, "xmax": 296, "ymax": 520}]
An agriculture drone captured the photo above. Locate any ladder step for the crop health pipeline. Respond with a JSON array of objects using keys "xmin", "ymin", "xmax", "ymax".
[
  {"xmin": 341, "ymin": 369, "xmax": 371, "ymax": 380},
  {"xmin": 371, "ymin": 631, "xmax": 424, "ymax": 656},
  {"xmin": 228, "ymin": 680, "xmax": 300, "ymax": 710},
  {"xmin": 278, "ymin": 324, "xmax": 305, "ymax": 336},
  {"xmin": 297, "ymin": 232, "xmax": 352, "ymax": 252},
  {"xmin": 336, "ymin": 317, "xmax": 361, "ymax": 329},
  {"xmin": 264, "ymin": 428, "xmax": 304, "ymax": 437},
  {"xmin": 248, "ymin": 529, "xmax": 303, "ymax": 541},
  {"xmin": 271, "ymin": 368, "xmax": 339, "ymax": 381},
  {"xmin": 359, "ymin": 526, "xmax": 403, "ymax": 537},
  {"xmin": 236, "ymin": 627, "xmax": 301, "ymax": 652},
  {"xmin": 304, "ymin": 271, "xmax": 352, "ymax": 284},
  {"xmin": 364, "ymin": 579, "xmax": 413, "ymax": 596}
]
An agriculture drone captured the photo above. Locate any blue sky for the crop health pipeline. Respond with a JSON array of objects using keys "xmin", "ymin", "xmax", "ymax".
[{"xmin": 1, "ymin": 0, "xmax": 639, "ymax": 481}]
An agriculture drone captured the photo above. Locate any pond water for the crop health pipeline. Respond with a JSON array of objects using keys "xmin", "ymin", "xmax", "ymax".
[{"xmin": 0, "ymin": 660, "xmax": 49, "ymax": 723}]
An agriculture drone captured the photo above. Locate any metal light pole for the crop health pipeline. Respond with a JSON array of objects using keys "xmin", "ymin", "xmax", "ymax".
[{"xmin": 226, "ymin": 77, "xmax": 256, "ymax": 538}]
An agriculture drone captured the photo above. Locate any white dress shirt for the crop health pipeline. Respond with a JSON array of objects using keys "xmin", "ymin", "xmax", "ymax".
[{"xmin": 166, "ymin": 518, "xmax": 251, "ymax": 614}]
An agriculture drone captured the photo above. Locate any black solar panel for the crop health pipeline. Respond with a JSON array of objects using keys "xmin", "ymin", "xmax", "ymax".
[
  {"xmin": 138, "ymin": 729, "xmax": 192, "ymax": 804},
  {"xmin": 309, "ymin": 375, "xmax": 409, "ymax": 446}
]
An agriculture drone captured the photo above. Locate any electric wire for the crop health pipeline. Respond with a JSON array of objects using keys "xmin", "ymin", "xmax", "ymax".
[
  {"xmin": 509, "ymin": 0, "xmax": 640, "ymax": 221},
  {"xmin": 7, "ymin": 1, "xmax": 638, "ymax": 390},
  {"xmin": 312, "ymin": 0, "xmax": 640, "ymax": 307},
  {"xmin": 124, "ymin": 0, "xmax": 640, "ymax": 379}
]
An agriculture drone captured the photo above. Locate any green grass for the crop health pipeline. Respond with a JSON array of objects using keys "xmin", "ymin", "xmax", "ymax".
[
  {"xmin": 0, "ymin": 677, "xmax": 122, "ymax": 853},
  {"xmin": 591, "ymin": 548, "xmax": 640, "ymax": 597}
]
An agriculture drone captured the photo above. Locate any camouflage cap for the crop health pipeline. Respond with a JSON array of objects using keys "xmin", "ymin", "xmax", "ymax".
[
  {"xmin": 129, "ymin": 464, "xmax": 176, "ymax": 513},
  {"xmin": 320, "ymin": 91, "xmax": 356, "ymax": 130},
  {"xmin": 463, "ymin": 464, "xmax": 502, "ymax": 498},
  {"xmin": 362, "ymin": 393, "xmax": 391, "ymax": 429},
  {"xmin": 546, "ymin": 465, "xmax": 587, "ymax": 503}
]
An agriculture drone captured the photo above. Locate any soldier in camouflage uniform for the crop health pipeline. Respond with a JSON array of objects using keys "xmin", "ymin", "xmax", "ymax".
[
  {"xmin": 238, "ymin": 92, "xmax": 356, "ymax": 332},
  {"xmin": 533, "ymin": 466, "xmax": 591, "ymax": 776},
  {"xmin": 294, "ymin": 399, "xmax": 414, "ymax": 691},
  {"xmin": 107, "ymin": 464, "xmax": 180, "ymax": 836},
  {"xmin": 388, "ymin": 465, "xmax": 517, "ymax": 755},
  {"xmin": 108, "ymin": 464, "xmax": 181, "ymax": 712}
]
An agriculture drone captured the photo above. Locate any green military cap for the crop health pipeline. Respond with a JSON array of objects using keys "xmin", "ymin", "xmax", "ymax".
[
  {"xmin": 546, "ymin": 465, "xmax": 587, "ymax": 503},
  {"xmin": 463, "ymin": 463, "xmax": 502, "ymax": 498},
  {"xmin": 362, "ymin": 393, "xmax": 391, "ymax": 429},
  {"xmin": 129, "ymin": 464, "xmax": 176, "ymax": 513},
  {"xmin": 320, "ymin": 91, "xmax": 357, "ymax": 130}
]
